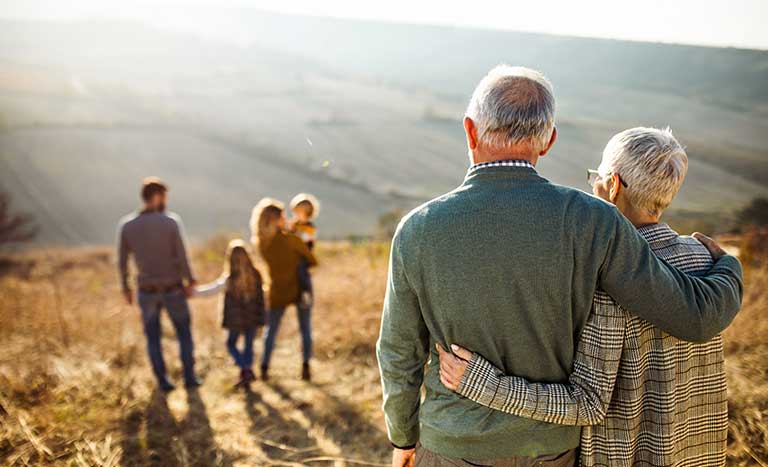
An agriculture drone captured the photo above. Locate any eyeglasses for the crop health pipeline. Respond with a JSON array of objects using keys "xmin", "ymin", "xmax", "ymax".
[{"xmin": 586, "ymin": 169, "xmax": 628, "ymax": 188}]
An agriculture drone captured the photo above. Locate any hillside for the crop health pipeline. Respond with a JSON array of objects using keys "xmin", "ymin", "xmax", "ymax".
[
  {"xmin": 0, "ymin": 239, "xmax": 767, "ymax": 466},
  {"xmin": 0, "ymin": 12, "xmax": 767, "ymax": 244}
]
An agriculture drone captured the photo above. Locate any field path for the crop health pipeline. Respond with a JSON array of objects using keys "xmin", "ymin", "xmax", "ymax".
[{"xmin": 116, "ymin": 329, "xmax": 390, "ymax": 467}]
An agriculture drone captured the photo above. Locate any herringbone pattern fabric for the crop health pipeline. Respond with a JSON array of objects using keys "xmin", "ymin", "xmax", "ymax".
[{"xmin": 458, "ymin": 224, "xmax": 727, "ymax": 467}]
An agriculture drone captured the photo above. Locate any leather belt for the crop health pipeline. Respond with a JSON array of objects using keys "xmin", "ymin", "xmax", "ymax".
[{"xmin": 138, "ymin": 282, "xmax": 184, "ymax": 294}]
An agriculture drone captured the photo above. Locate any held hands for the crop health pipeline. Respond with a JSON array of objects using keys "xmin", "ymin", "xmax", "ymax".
[
  {"xmin": 392, "ymin": 447, "xmax": 416, "ymax": 467},
  {"xmin": 436, "ymin": 343, "xmax": 472, "ymax": 391},
  {"xmin": 692, "ymin": 232, "xmax": 727, "ymax": 260},
  {"xmin": 184, "ymin": 280, "xmax": 198, "ymax": 298}
]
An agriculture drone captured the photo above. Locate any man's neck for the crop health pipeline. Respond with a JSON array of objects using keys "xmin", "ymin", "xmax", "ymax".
[{"xmin": 471, "ymin": 150, "xmax": 539, "ymax": 167}]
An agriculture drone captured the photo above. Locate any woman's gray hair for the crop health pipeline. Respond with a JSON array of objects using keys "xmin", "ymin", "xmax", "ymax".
[
  {"xmin": 466, "ymin": 65, "xmax": 556, "ymax": 150},
  {"xmin": 598, "ymin": 127, "xmax": 688, "ymax": 217}
]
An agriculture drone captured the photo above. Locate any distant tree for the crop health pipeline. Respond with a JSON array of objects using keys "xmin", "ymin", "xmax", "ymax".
[
  {"xmin": 0, "ymin": 191, "xmax": 38, "ymax": 247},
  {"xmin": 377, "ymin": 209, "xmax": 404, "ymax": 241},
  {"xmin": 735, "ymin": 197, "xmax": 768, "ymax": 230}
]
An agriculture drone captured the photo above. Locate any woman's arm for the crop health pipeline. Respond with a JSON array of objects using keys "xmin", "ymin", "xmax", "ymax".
[
  {"xmin": 193, "ymin": 276, "xmax": 227, "ymax": 298},
  {"xmin": 291, "ymin": 235, "xmax": 318, "ymax": 266},
  {"xmin": 439, "ymin": 292, "xmax": 626, "ymax": 426}
]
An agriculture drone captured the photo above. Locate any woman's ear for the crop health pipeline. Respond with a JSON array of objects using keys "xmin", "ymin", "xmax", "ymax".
[{"xmin": 609, "ymin": 173, "xmax": 622, "ymax": 204}]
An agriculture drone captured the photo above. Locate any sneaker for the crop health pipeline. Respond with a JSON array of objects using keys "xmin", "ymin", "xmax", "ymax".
[
  {"xmin": 234, "ymin": 370, "xmax": 247, "ymax": 389},
  {"xmin": 261, "ymin": 366, "xmax": 269, "ymax": 382},
  {"xmin": 158, "ymin": 380, "xmax": 176, "ymax": 393},
  {"xmin": 244, "ymin": 369, "xmax": 256, "ymax": 383},
  {"xmin": 301, "ymin": 362, "xmax": 311, "ymax": 382},
  {"xmin": 184, "ymin": 376, "xmax": 203, "ymax": 388}
]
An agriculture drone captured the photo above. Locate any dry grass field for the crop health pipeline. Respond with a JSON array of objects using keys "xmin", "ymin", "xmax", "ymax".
[{"xmin": 0, "ymin": 236, "xmax": 766, "ymax": 466}]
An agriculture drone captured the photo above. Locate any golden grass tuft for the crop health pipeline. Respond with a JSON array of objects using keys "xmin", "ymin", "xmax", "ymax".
[{"xmin": 0, "ymin": 237, "xmax": 766, "ymax": 466}]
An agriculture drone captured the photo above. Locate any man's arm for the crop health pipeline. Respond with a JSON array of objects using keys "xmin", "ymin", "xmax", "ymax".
[
  {"xmin": 599, "ymin": 213, "xmax": 743, "ymax": 342},
  {"xmin": 441, "ymin": 292, "xmax": 625, "ymax": 426},
  {"xmin": 376, "ymin": 229, "xmax": 429, "ymax": 451},
  {"xmin": 172, "ymin": 216, "xmax": 196, "ymax": 285},
  {"xmin": 117, "ymin": 222, "xmax": 132, "ymax": 304}
]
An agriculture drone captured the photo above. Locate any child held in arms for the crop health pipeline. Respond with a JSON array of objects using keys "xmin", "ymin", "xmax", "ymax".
[{"xmin": 288, "ymin": 193, "xmax": 319, "ymax": 308}]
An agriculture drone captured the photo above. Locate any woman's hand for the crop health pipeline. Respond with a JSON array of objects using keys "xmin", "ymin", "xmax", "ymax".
[{"xmin": 436, "ymin": 343, "xmax": 473, "ymax": 391}]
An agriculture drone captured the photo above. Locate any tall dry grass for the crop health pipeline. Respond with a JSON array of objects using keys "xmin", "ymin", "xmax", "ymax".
[
  {"xmin": 723, "ymin": 260, "xmax": 768, "ymax": 467},
  {"xmin": 0, "ymin": 236, "xmax": 766, "ymax": 466},
  {"xmin": 0, "ymin": 238, "xmax": 391, "ymax": 466}
]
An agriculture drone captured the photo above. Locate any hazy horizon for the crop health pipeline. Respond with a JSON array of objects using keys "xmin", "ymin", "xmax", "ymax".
[
  {"xmin": 1, "ymin": 7, "xmax": 766, "ymax": 245},
  {"xmin": 1, "ymin": 0, "xmax": 767, "ymax": 51}
]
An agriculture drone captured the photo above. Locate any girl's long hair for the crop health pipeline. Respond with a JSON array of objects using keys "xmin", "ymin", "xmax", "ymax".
[
  {"xmin": 223, "ymin": 239, "xmax": 261, "ymax": 301},
  {"xmin": 250, "ymin": 198, "xmax": 285, "ymax": 251}
]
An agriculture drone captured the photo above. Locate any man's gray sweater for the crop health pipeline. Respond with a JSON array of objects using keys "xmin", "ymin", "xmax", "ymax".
[{"xmin": 117, "ymin": 210, "xmax": 195, "ymax": 291}]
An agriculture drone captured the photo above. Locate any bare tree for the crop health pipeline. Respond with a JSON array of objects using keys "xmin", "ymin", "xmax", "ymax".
[
  {"xmin": 0, "ymin": 190, "xmax": 38, "ymax": 246},
  {"xmin": 736, "ymin": 197, "xmax": 768, "ymax": 230}
]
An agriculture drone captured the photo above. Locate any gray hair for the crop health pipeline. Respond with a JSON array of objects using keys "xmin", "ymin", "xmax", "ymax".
[
  {"xmin": 465, "ymin": 65, "xmax": 556, "ymax": 150},
  {"xmin": 598, "ymin": 127, "xmax": 688, "ymax": 217}
]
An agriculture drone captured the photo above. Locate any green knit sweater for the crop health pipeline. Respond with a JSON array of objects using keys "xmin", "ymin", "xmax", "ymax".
[{"xmin": 376, "ymin": 165, "xmax": 743, "ymax": 459}]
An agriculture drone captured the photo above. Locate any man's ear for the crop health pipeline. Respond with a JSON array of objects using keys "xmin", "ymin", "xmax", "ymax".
[
  {"xmin": 464, "ymin": 116, "xmax": 478, "ymax": 150},
  {"xmin": 539, "ymin": 126, "xmax": 557, "ymax": 156},
  {"xmin": 609, "ymin": 172, "xmax": 622, "ymax": 204}
]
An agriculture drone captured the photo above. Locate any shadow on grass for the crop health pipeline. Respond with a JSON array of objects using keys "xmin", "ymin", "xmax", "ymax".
[
  {"xmin": 243, "ymin": 387, "xmax": 322, "ymax": 461},
  {"xmin": 121, "ymin": 388, "xmax": 233, "ymax": 467},
  {"xmin": 269, "ymin": 381, "xmax": 389, "ymax": 460}
]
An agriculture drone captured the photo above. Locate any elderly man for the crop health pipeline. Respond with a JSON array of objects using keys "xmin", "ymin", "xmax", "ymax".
[
  {"xmin": 376, "ymin": 66, "xmax": 743, "ymax": 467},
  {"xmin": 438, "ymin": 127, "xmax": 730, "ymax": 467}
]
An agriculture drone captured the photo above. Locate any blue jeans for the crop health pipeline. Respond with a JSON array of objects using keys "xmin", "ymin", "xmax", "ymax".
[
  {"xmin": 137, "ymin": 289, "xmax": 196, "ymax": 385},
  {"xmin": 226, "ymin": 328, "xmax": 256, "ymax": 370},
  {"xmin": 261, "ymin": 305, "xmax": 312, "ymax": 369},
  {"xmin": 297, "ymin": 259, "xmax": 313, "ymax": 295}
]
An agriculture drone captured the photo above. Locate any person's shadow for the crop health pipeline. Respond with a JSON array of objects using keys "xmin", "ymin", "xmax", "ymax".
[
  {"xmin": 121, "ymin": 389, "xmax": 181, "ymax": 467},
  {"xmin": 121, "ymin": 389, "xmax": 231, "ymax": 467},
  {"xmin": 182, "ymin": 388, "xmax": 232, "ymax": 466},
  {"xmin": 243, "ymin": 387, "xmax": 321, "ymax": 461},
  {"xmin": 269, "ymin": 381, "xmax": 390, "ymax": 461}
]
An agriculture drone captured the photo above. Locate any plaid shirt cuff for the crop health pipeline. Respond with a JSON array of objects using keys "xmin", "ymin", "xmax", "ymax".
[{"xmin": 456, "ymin": 353, "xmax": 501, "ymax": 407}]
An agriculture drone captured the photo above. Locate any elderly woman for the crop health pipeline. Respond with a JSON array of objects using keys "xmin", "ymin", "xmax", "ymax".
[
  {"xmin": 251, "ymin": 198, "xmax": 318, "ymax": 382},
  {"xmin": 438, "ymin": 127, "xmax": 728, "ymax": 467}
]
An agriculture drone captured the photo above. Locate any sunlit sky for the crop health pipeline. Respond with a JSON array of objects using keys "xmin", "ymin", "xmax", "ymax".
[{"xmin": 2, "ymin": 0, "xmax": 767, "ymax": 50}]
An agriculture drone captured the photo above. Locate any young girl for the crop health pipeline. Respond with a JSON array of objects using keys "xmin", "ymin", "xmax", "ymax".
[
  {"xmin": 250, "ymin": 198, "xmax": 318, "ymax": 382},
  {"xmin": 195, "ymin": 239, "xmax": 265, "ymax": 388}
]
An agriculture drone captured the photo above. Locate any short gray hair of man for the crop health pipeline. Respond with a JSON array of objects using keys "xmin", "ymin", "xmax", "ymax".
[
  {"xmin": 465, "ymin": 65, "xmax": 556, "ymax": 150},
  {"xmin": 598, "ymin": 127, "xmax": 688, "ymax": 217}
]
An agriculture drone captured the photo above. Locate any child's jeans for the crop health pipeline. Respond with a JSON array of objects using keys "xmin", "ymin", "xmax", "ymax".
[
  {"xmin": 261, "ymin": 304, "xmax": 312, "ymax": 369},
  {"xmin": 226, "ymin": 328, "xmax": 256, "ymax": 370},
  {"xmin": 297, "ymin": 258, "xmax": 313, "ymax": 295}
]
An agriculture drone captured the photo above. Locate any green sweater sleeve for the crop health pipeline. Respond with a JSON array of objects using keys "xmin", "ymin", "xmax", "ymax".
[
  {"xmin": 376, "ymin": 227, "xmax": 429, "ymax": 449},
  {"xmin": 599, "ymin": 214, "xmax": 743, "ymax": 342},
  {"xmin": 456, "ymin": 293, "xmax": 626, "ymax": 426}
]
